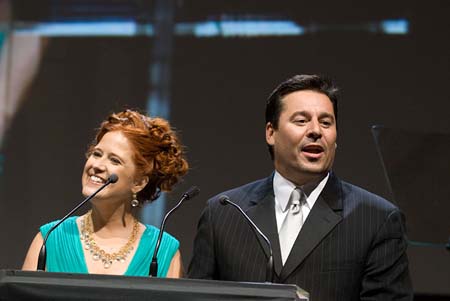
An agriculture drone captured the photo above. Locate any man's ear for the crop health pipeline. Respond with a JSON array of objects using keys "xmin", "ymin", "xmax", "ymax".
[
  {"xmin": 266, "ymin": 122, "xmax": 275, "ymax": 146},
  {"xmin": 132, "ymin": 176, "xmax": 149, "ymax": 194}
]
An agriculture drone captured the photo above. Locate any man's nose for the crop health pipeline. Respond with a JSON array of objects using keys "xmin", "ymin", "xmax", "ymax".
[{"xmin": 306, "ymin": 120, "xmax": 322, "ymax": 140}]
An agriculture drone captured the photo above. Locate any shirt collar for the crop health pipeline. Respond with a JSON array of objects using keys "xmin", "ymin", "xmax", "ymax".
[
  {"xmin": 273, "ymin": 171, "xmax": 330, "ymax": 212},
  {"xmin": 273, "ymin": 171, "xmax": 297, "ymax": 212}
]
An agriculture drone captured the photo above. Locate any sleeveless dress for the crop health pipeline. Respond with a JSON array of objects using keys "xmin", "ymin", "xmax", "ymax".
[{"xmin": 40, "ymin": 216, "xmax": 179, "ymax": 277}]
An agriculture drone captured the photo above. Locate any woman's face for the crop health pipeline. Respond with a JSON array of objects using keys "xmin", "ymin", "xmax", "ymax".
[{"xmin": 81, "ymin": 131, "xmax": 147, "ymax": 203}]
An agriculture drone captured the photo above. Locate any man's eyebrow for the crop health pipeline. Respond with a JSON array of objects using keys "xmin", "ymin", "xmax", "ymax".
[
  {"xmin": 318, "ymin": 112, "xmax": 335, "ymax": 119},
  {"xmin": 290, "ymin": 111, "xmax": 310, "ymax": 117}
]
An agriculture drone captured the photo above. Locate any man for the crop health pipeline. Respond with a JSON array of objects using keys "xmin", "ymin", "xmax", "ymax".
[{"xmin": 188, "ymin": 74, "xmax": 413, "ymax": 300}]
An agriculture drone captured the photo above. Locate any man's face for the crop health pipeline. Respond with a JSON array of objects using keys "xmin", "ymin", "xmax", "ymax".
[{"xmin": 266, "ymin": 90, "xmax": 337, "ymax": 185}]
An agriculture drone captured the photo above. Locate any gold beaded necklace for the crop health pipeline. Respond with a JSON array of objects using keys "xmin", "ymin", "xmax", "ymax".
[{"xmin": 80, "ymin": 210, "xmax": 139, "ymax": 269}]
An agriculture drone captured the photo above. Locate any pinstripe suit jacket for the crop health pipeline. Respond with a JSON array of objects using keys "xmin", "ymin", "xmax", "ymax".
[{"xmin": 188, "ymin": 173, "xmax": 413, "ymax": 300}]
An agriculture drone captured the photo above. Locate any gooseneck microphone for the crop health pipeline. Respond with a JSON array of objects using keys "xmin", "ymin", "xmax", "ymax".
[
  {"xmin": 149, "ymin": 186, "xmax": 200, "ymax": 277},
  {"xmin": 219, "ymin": 195, "xmax": 274, "ymax": 283},
  {"xmin": 36, "ymin": 174, "xmax": 119, "ymax": 271}
]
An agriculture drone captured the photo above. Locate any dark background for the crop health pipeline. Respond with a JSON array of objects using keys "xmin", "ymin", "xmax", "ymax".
[{"xmin": 0, "ymin": 0, "xmax": 449, "ymax": 297}]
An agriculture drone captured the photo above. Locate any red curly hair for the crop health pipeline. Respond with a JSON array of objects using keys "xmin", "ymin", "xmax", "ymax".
[{"xmin": 88, "ymin": 109, "xmax": 189, "ymax": 203}]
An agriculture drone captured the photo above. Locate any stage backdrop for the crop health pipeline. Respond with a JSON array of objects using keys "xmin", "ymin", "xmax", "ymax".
[{"xmin": 0, "ymin": 0, "xmax": 449, "ymax": 296}]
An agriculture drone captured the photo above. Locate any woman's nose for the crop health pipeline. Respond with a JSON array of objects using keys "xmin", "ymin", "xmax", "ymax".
[{"xmin": 91, "ymin": 157, "xmax": 107, "ymax": 172}]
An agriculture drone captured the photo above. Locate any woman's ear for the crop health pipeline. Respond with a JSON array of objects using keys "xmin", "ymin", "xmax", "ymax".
[{"xmin": 132, "ymin": 176, "xmax": 149, "ymax": 194}]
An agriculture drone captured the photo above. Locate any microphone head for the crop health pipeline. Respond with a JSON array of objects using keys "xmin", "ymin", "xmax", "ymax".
[
  {"xmin": 184, "ymin": 186, "xmax": 200, "ymax": 200},
  {"xmin": 218, "ymin": 195, "xmax": 230, "ymax": 205},
  {"xmin": 108, "ymin": 174, "xmax": 119, "ymax": 183}
]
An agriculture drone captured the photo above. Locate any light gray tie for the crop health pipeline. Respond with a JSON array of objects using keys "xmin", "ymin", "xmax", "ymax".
[{"xmin": 279, "ymin": 187, "xmax": 304, "ymax": 265}]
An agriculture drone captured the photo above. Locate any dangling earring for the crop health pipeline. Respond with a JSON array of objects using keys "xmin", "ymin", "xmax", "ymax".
[{"xmin": 131, "ymin": 193, "xmax": 139, "ymax": 207}]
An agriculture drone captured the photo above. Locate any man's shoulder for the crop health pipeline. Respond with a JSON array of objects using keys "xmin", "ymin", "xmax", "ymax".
[
  {"xmin": 338, "ymin": 177, "xmax": 398, "ymax": 212},
  {"xmin": 208, "ymin": 176, "xmax": 272, "ymax": 207}
]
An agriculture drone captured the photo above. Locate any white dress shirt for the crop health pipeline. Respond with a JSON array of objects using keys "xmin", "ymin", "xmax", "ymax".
[{"xmin": 273, "ymin": 171, "xmax": 330, "ymax": 232}]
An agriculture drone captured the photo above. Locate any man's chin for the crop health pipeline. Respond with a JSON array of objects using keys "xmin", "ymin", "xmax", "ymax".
[{"xmin": 299, "ymin": 163, "xmax": 329, "ymax": 175}]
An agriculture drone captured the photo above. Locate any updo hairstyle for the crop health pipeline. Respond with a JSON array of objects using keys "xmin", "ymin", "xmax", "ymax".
[{"xmin": 88, "ymin": 109, "xmax": 189, "ymax": 203}]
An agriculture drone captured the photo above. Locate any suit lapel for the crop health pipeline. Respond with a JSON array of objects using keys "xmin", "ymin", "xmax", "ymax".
[
  {"xmin": 245, "ymin": 176, "xmax": 284, "ymax": 277},
  {"xmin": 279, "ymin": 173, "xmax": 343, "ymax": 281}
]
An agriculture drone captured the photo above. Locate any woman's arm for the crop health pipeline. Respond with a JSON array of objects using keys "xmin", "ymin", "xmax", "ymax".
[
  {"xmin": 22, "ymin": 232, "xmax": 43, "ymax": 271},
  {"xmin": 166, "ymin": 250, "xmax": 183, "ymax": 278}
]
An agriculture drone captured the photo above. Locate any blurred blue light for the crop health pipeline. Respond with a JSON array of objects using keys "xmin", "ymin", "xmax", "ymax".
[
  {"xmin": 221, "ymin": 21, "xmax": 304, "ymax": 37},
  {"xmin": 190, "ymin": 20, "xmax": 304, "ymax": 37},
  {"xmin": 10, "ymin": 19, "xmax": 409, "ymax": 37},
  {"xmin": 193, "ymin": 22, "xmax": 220, "ymax": 37},
  {"xmin": 15, "ymin": 21, "xmax": 150, "ymax": 36},
  {"xmin": 381, "ymin": 19, "xmax": 409, "ymax": 35}
]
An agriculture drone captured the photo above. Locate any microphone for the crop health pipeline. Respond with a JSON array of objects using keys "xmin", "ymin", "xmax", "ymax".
[
  {"xmin": 219, "ymin": 195, "xmax": 274, "ymax": 283},
  {"xmin": 36, "ymin": 174, "xmax": 119, "ymax": 271},
  {"xmin": 149, "ymin": 186, "xmax": 200, "ymax": 277}
]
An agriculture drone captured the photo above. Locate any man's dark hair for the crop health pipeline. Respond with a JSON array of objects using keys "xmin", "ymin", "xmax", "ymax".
[{"xmin": 265, "ymin": 74, "xmax": 339, "ymax": 159}]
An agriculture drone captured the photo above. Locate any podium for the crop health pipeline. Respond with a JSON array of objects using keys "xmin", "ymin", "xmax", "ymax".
[{"xmin": 0, "ymin": 270, "xmax": 309, "ymax": 300}]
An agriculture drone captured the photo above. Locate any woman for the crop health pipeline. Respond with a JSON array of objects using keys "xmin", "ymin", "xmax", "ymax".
[{"xmin": 22, "ymin": 109, "xmax": 189, "ymax": 277}]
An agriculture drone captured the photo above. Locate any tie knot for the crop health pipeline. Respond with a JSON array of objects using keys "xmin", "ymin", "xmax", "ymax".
[{"xmin": 289, "ymin": 188, "xmax": 303, "ymax": 213}]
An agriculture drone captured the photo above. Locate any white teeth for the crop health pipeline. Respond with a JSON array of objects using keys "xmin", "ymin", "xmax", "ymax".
[{"xmin": 90, "ymin": 175, "xmax": 105, "ymax": 183}]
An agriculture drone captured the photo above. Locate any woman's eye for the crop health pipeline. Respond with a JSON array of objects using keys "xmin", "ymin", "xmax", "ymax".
[
  {"xmin": 110, "ymin": 157, "xmax": 121, "ymax": 165},
  {"xmin": 92, "ymin": 151, "xmax": 102, "ymax": 157}
]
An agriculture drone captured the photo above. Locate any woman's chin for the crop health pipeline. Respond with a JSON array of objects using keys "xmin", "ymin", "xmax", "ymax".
[{"xmin": 82, "ymin": 186, "xmax": 103, "ymax": 198}]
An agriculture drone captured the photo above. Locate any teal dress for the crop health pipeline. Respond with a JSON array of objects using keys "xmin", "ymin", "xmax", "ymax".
[{"xmin": 40, "ymin": 216, "xmax": 179, "ymax": 277}]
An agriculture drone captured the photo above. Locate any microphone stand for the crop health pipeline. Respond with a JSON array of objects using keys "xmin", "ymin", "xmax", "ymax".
[
  {"xmin": 219, "ymin": 195, "xmax": 274, "ymax": 283},
  {"xmin": 36, "ymin": 174, "xmax": 118, "ymax": 271},
  {"xmin": 149, "ymin": 186, "xmax": 200, "ymax": 277}
]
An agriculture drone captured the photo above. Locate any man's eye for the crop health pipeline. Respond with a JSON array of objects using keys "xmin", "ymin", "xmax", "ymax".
[
  {"xmin": 294, "ymin": 119, "xmax": 306, "ymax": 124},
  {"xmin": 321, "ymin": 120, "xmax": 333, "ymax": 127}
]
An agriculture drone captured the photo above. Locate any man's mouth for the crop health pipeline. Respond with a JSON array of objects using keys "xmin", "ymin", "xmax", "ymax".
[{"xmin": 301, "ymin": 144, "xmax": 324, "ymax": 159}]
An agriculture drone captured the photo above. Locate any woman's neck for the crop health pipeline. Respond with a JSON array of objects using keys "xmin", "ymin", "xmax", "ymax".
[{"xmin": 89, "ymin": 202, "xmax": 135, "ymax": 234}]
